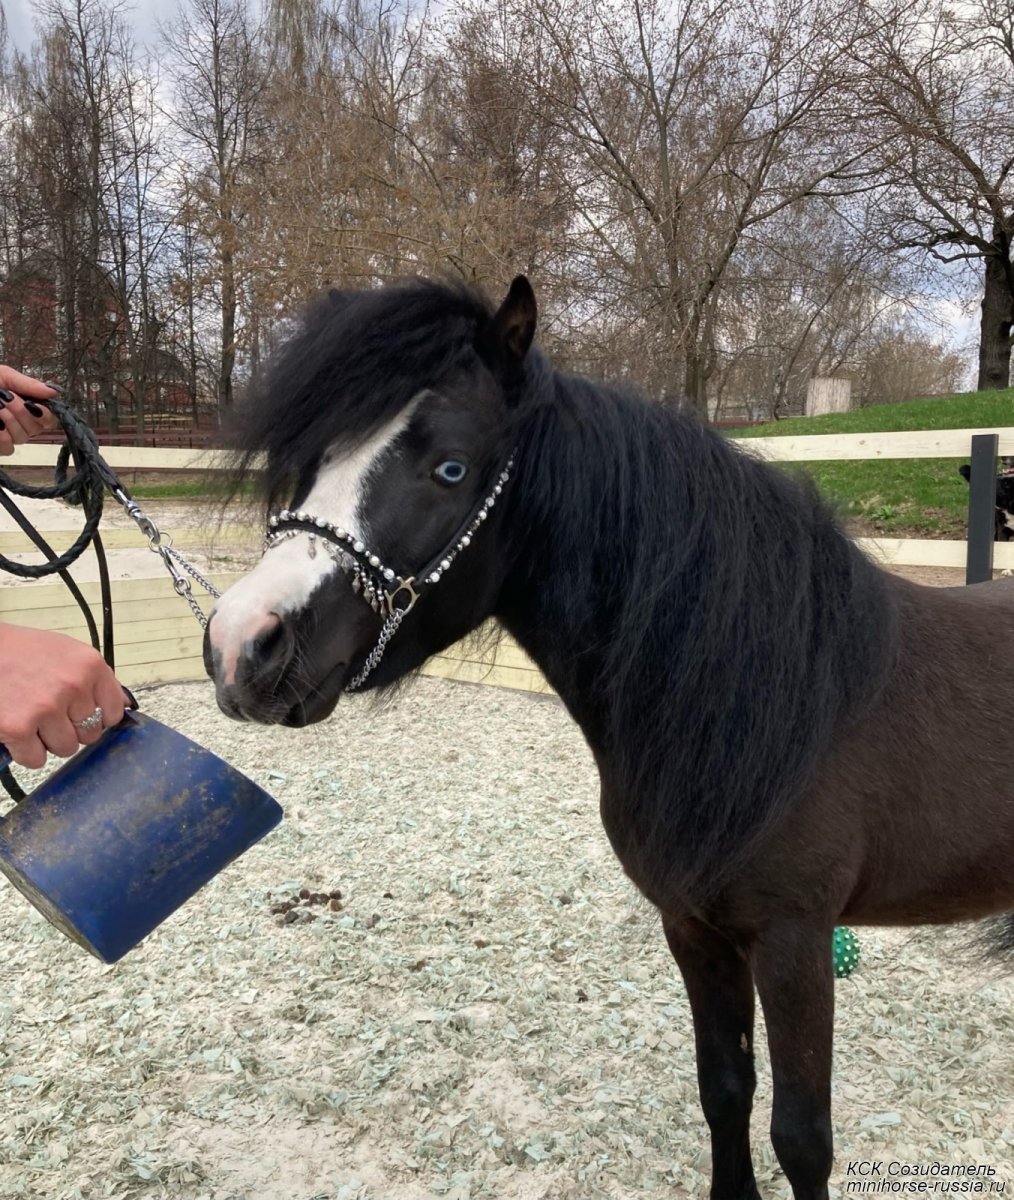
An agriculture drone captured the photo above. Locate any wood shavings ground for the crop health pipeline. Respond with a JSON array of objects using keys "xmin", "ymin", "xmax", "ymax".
[{"xmin": 1, "ymin": 676, "xmax": 1012, "ymax": 1199}]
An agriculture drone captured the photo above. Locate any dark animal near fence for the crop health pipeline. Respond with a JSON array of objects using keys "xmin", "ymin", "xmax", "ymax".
[
  {"xmin": 959, "ymin": 459, "xmax": 1014, "ymax": 540},
  {"xmin": 205, "ymin": 276, "xmax": 1014, "ymax": 1199}
]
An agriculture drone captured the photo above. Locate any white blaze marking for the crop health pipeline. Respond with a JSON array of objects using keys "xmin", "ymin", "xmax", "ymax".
[{"xmin": 210, "ymin": 402, "xmax": 420, "ymax": 684}]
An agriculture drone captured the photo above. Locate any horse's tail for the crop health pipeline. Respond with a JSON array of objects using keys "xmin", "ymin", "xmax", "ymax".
[{"xmin": 977, "ymin": 913, "xmax": 1014, "ymax": 962}]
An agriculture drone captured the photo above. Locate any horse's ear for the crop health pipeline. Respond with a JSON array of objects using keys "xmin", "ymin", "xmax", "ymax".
[{"xmin": 483, "ymin": 275, "xmax": 537, "ymax": 364}]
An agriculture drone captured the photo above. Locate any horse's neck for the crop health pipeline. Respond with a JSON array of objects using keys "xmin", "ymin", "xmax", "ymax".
[
  {"xmin": 492, "ymin": 405, "xmax": 656, "ymax": 740},
  {"xmin": 491, "ymin": 400, "xmax": 897, "ymax": 909},
  {"xmin": 491, "ymin": 389, "xmax": 895, "ymax": 779},
  {"xmin": 496, "ymin": 592, "xmax": 611, "ymax": 738}
]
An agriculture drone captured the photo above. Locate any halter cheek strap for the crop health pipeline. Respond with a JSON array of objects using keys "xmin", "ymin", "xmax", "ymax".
[{"xmin": 264, "ymin": 455, "xmax": 515, "ymax": 690}]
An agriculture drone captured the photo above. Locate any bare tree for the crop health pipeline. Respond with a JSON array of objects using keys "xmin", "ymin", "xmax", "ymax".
[
  {"xmin": 852, "ymin": 0, "xmax": 1014, "ymax": 389},
  {"xmin": 483, "ymin": 0, "xmax": 882, "ymax": 416},
  {"xmin": 163, "ymin": 0, "xmax": 269, "ymax": 413},
  {"xmin": 103, "ymin": 34, "xmax": 179, "ymax": 433},
  {"xmin": 859, "ymin": 322, "xmax": 966, "ymax": 404},
  {"xmin": 408, "ymin": 1, "xmax": 575, "ymax": 297},
  {"xmin": 9, "ymin": 0, "xmax": 128, "ymax": 426},
  {"xmin": 0, "ymin": 30, "xmax": 54, "ymax": 369},
  {"xmin": 253, "ymin": 0, "xmax": 437, "ymax": 305},
  {"xmin": 255, "ymin": 0, "xmax": 573, "ymax": 317},
  {"xmin": 711, "ymin": 187, "xmax": 956, "ymax": 418},
  {"xmin": 0, "ymin": 0, "xmax": 188, "ymax": 432}
]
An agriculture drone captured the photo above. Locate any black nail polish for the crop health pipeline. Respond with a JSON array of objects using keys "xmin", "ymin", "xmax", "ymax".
[
  {"xmin": 0, "ymin": 418, "xmax": 6, "ymax": 430},
  {"xmin": 24, "ymin": 401, "xmax": 43, "ymax": 417},
  {"xmin": 0, "ymin": 388, "xmax": 13, "ymax": 402},
  {"xmin": 43, "ymin": 381, "xmax": 63, "ymax": 394}
]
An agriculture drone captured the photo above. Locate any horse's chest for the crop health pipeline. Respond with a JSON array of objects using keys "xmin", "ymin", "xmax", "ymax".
[{"xmin": 597, "ymin": 784, "xmax": 683, "ymax": 911}]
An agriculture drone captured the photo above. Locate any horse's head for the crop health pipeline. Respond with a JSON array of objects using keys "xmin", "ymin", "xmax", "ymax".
[{"xmin": 205, "ymin": 276, "xmax": 538, "ymax": 724}]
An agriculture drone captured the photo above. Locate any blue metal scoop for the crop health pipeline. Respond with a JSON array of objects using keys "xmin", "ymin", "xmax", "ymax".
[{"xmin": 0, "ymin": 712, "xmax": 283, "ymax": 963}]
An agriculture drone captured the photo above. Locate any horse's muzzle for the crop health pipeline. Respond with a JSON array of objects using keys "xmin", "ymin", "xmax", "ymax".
[
  {"xmin": 203, "ymin": 604, "xmax": 374, "ymax": 726},
  {"xmin": 204, "ymin": 618, "xmax": 298, "ymax": 723}
]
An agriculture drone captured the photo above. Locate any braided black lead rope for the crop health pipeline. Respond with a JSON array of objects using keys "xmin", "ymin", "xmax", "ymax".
[
  {"xmin": 0, "ymin": 397, "xmax": 121, "ymax": 801},
  {"xmin": 0, "ymin": 398, "xmax": 117, "ymax": 578}
]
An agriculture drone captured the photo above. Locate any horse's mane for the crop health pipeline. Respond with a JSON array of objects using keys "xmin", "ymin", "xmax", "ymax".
[{"xmin": 505, "ymin": 367, "xmax": 898, "ymax": 905}]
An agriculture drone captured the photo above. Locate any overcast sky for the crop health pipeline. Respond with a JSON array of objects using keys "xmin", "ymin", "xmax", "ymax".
[
  {"xmin": 2, "ymin": 0, "xmax": 182, "ymax": 51},
  {"xmin": 0, "ymin": 0, "xmax": 984, "ymax": 382}
]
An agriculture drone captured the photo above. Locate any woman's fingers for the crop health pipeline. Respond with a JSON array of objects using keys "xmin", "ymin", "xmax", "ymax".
[
  {"xmin": 0, "ymin": 367, "xmax": 60, "ymax": 400},
  {"xmin": 95, "ymin": 675, "xmax": 128, "ymax": 729},
  {"xmin": 66, "ymin": 701, "xmax": 109, "ymax": 746},
  {"xmin": 7, "ymin": 688, "xmax": 124, "ymax": 767},
  {"xmin": 0, "ymin": 366, "xmax": 58, "ymax": 453},
  {"xmin": 0, "ymin": 398, "xmax": 32, "ymax": 453},
  {"xmin": 36, "ymin": 712, "xmax": 83, "ymax": 760},
  {"xmin": 2, "ymin": 730, "xmax": 49, "ymax": 770},
  {"xmin": 0, "ymin": 389, "xmax": 58, "ymax": 454},
  {"xmin": 0, "ymin": 626, "xmax": 129, "ymax": 767}
]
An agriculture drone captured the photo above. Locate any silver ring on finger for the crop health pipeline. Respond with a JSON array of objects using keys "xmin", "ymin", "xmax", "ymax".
[{"xmin": 72, "ymin": 706, "xmax": 104, "ymax": 732}]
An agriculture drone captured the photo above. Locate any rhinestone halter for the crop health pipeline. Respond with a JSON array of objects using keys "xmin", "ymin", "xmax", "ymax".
[{"xmin": 264, "ymin": 456, "xmax": 515, "ymax": 690}]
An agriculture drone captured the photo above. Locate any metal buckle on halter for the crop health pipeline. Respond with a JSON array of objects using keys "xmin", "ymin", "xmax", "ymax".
[{"xmin": 384, "ymin": 577, "xmax": 419, "ymax": 616}]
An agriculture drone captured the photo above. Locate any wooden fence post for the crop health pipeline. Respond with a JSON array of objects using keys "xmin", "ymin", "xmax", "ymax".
[{"xmin": 965, "ymin": 432, "xmax": 998, "ymax": 585}]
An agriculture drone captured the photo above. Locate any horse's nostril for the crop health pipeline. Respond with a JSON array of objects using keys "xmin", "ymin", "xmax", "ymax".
[{"xmin": 250, "ymin": 614, "xmax": 286, "ymax": 670}]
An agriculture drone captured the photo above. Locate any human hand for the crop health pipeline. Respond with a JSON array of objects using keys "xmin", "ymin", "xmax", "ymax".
[
  {"xmin": 0, "ymin": 624, "xmax": 127, "ymax": 768},
  {"xmin": 0, "ymin": 367, "xmax": 60, "ymax": 456}
]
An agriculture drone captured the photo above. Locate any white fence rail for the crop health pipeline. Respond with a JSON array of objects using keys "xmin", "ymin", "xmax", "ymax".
[
  {"xmin": 3, "ymin": 425, "xmax": 1011, "ymax": 690},
  {"xmin": 730, "ymin": 427, "xmax": 1014, "ymax": 462},
  {"xmin": 727, "ymin": 425, "xmax": 1014, "ymax": 571}
]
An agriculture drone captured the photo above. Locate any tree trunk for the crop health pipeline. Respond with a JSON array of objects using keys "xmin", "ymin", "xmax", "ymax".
[
  {"xmin": 134, "ymin": 379, "xmax": 146, "ymax": 438},
  {"xmin": 220, "ymin": 246, "xmax": 236, "ymax": 412},
  {"xmin": 684, "ymin": 350, "xmax": 709, "ymax": 419},
  {"xmin": 189, "ymin": 301, "xmax": 200, "ymax": 427},
  {"xmin": 977, "ymin": 235, "xmax": 1014, "ymax": 391}
]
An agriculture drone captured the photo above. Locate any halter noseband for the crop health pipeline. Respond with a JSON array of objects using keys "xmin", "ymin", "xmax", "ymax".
[{"xmin": 264, "ymin": 455, "xmax": 515, "ymax": 691}]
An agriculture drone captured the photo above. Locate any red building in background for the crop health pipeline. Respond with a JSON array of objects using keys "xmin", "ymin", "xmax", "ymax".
[
  {"xmin": 0, "ymin": 258, "xmax": 60, "ymax": 377},
  {"xmin": 0, "ymin": 256, "xmax": 202, "ymax": 435}
]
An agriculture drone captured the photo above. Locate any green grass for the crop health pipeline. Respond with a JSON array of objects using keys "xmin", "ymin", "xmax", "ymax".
[
  {"xmin": 729, "ymin": 388, "xmax": 1014, "ymax": 537},
  {"xmin": 128, "ymin": 479, "xmax": 225, "ymax": 499},
  {"xmin": 121, "ymin": 476, "xmax": 256, "ymax": 501}
]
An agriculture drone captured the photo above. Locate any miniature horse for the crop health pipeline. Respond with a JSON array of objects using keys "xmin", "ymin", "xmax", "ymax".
[{"xmin": 205, "ymin": 276, "xmax": 1014, "ymax": 1199}]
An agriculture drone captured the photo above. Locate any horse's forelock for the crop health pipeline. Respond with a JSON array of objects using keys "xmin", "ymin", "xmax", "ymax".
[{"xmin": 229, "ymin": 278, "xmax": 500, "ymax": 508}]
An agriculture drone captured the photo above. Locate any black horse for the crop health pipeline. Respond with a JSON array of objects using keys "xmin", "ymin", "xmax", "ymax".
[
  {"xmin": 205, "ymin": 276, "xmax": 1014, "ymax": 1199},
  {"xmin": 959, "ymin": 460, "xmax": 1014, "ymax": 540}
]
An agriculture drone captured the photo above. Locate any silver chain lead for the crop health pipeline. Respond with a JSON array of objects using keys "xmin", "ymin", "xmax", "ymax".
[
  {"xmin": 114, "ymin": 489, "xmax": 220, "ymax": 629},
  {"xmin": 345, "ymin": 607, "xmax": 407, "ymax": 691}
]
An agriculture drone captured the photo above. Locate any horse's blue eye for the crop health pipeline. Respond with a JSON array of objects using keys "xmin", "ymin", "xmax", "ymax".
[{"xmin": 433, "ymin": 460, "xmax": 468, "ymax": 486}]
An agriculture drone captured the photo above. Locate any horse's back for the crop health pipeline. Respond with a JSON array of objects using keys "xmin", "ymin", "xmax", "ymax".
[
  {"xmin": 809, "ymin": 572, "xmax": 1014, "ymax": 924},
  {"xmin": 892, "ymin": 573, "xmax": 1014, "ymax": 677}
]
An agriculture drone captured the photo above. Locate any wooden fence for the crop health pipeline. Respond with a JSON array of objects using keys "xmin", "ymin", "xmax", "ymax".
[{"xmin": 3, "ymin": 429, "xmax": 1013, "ymax": 694}]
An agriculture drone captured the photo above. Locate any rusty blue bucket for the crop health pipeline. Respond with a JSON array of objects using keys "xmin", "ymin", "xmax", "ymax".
[{"xmin": 0, "ymin": 711, "xmax": 282, "ymax": 963}]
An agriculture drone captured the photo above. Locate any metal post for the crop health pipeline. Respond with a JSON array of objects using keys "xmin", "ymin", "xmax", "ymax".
[{"xmin": 965, "ymin": 432, "xmax": 999, "ymax": 585}]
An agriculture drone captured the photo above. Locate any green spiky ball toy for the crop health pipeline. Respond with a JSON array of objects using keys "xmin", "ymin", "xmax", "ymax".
[{"xmin": 833, "ymin": 926, "xmax": 860, "ymax": 978}]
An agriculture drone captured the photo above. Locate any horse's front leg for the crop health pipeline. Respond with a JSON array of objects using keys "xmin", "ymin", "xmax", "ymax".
[
  {"xmin": 663, "ymin": 916, "xmax": 760, "ymax": 1200},
  {"xmin": 752, "ymin": 919, "xmax": 835, "ymax": 1200}
]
